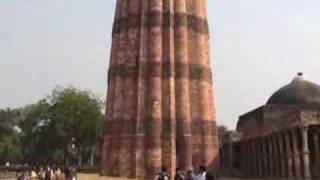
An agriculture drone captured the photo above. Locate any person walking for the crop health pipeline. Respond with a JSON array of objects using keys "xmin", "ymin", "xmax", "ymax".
[
  {"xmin": 69, "ymin": 166, "xmax": 77, "ymax": 180},
  {"xmin": 45, "ymin": 165, "xmax": 53, "ymax": 180},
  {"xmin": 38, "ymin": 166, "xmax": 46, "ymax": 179},
  {"xmin": 154, "ymin": 166, "xmax": 170, "ymax": 180},
  {"xmin": 64, "ymin": 166, "xmax": 70, "ymax": 180},
  {"xmin": 17, "ymin": 170, "xmax": 28, "ymax": 180},
  {"xmin": 30, "ymin": 167, "xmax": 38, "ymax": 179},
  {"xmin": 54, "ymin": 166, "xmax": 62, "ymax": 180},
  {"xmin": 205, "ymin": 171, "xmax": 215, "ymax": 180},
  {"xmin": 174, "ymin": 167, "xmax": 185, "ymax": 180},
  {"xmin": 186, "ymin": 170, "xmax": 196, "ymax": 180}
]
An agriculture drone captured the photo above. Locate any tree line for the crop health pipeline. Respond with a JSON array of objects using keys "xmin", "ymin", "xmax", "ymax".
[{"xmin": 0, "ymin": 87, "xmax": 103, "ymax": 167}]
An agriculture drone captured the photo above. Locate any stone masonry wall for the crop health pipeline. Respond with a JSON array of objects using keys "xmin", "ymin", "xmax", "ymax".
[{"xmin": 101, "ymin": 0, "xmax": 218, "ymax": 178}]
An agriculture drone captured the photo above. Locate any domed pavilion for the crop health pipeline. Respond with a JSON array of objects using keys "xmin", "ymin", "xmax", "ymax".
[{"xmin": 220, "ymin": 73, "xmax": 320, "ymax": 179}]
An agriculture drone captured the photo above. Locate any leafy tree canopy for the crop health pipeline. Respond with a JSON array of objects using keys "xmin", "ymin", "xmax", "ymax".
[{"xmin": 0, "ymin": 86, "xmax": 104, "ymax": 166}]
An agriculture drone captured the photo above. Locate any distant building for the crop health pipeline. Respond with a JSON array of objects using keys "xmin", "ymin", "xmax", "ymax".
[{"xmin": 220, "ymin": 73, "xmax": 320, "ymax": 179}]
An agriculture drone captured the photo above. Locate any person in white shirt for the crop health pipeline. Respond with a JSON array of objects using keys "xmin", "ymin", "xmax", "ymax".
[{"xmin": 195, "ymin": 166, "xmax": 207, "ymax": 180}]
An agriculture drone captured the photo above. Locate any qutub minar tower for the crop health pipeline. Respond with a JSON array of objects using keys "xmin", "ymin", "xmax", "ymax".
[{"xmin": 101, "ymin": 0, "xmax": 218, "ymax": 178}]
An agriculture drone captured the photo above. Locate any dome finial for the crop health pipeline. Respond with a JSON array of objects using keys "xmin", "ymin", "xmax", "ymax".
[{"xmin": 293, "ymin": 72, "xmax": 304, "ymax": 82}]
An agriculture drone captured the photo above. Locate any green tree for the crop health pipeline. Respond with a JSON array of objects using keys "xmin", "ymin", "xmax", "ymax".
[
  {"xmin": 18, "ymin": 100, "xmax": 51, "ymax": 163},
  {"xmin": 0, "ymin": 108, "xmax": 22, "ymax": 163},
  {"xmin": 1, "ymin": 87, "xmax": 103, "ymax": 166},
  {"xmin": 48, "ymin": 87, "xmax": 103, "ymax": 166}
]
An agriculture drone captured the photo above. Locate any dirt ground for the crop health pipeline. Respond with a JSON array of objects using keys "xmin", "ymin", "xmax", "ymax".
[
  {"xmin": 78, "ymin": 173, "xmax": 276, "ymax": 180},
  {"xmin": 78, "ymin": 173, "xmax": 133, "ymax": 180}
]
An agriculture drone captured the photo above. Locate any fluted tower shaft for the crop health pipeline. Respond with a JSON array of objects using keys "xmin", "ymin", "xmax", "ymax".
[{"xmin": 101, "ymin": 0, "xmax": 218, "ymax": 178}]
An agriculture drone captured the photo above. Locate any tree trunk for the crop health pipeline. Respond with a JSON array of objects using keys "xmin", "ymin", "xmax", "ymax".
[
  {"xmin": 89, "ymin": 147, "xmax": 95, "ymax": 167},
  {"xmin": 65, "ymin": 143, "xmax": 69, "ymax": 166},
  {"xmin": 78, "ymin": 147, "xmax": 82, "ymax": 167}
]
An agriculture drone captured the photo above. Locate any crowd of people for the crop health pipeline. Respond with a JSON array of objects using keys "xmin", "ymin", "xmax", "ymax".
[
  {"xmin": 155, "ymin": 165, "xmax": 215, "ymax": 180},
  {"xmin": 13, "ymin": 164, "xmax": 214, "ymax": 180},
  {"xmin": 16, "ymin": 165, "xmax": 77, "ymax": 180}
]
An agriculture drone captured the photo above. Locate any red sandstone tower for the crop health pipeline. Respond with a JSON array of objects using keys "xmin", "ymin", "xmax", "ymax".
[{"xmin": 101, "ymin": 0, "xmax": 218, "ymax": 178}]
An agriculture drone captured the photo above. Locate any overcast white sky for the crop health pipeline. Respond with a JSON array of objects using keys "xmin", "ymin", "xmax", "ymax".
[{"xmin": 1, "ymin": 0, "xmax": 320, "ymax": 129}]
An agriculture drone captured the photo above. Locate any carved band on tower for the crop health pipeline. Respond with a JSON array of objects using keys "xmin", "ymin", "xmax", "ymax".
[{"xmin": 101, "ymin": 0, "xmax": 218, "ymax": 178}]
